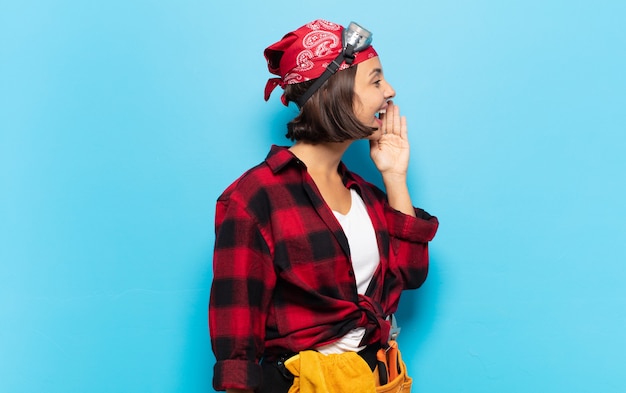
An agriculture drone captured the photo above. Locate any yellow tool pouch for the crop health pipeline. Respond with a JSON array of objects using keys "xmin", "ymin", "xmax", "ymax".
[
  {"xmin": 284, "ymin": 350, "xmax": 376, "ymax": 393},
  {"xmin": 283, "ymin": 340, "xmax": 411, "ymax": 393}
]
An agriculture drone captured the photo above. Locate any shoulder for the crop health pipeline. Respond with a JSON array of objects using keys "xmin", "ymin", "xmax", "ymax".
[
  {"xmin": 213, "ymin": 162, "xmax": 276, "ymax": 230},
  {"xmin": 218, "ymin": 161, "xmax": 273, "ymax": 205},
  {"xmin": 219, "ymin": 145, "xmax": 298, "ymax": 198},
  {"xmin": 217, "ymin": 146, "xmax": 301, "ymax": 213}
]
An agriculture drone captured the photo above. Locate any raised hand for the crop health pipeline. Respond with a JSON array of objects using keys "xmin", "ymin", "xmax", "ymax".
[{"xmin": 369, "ymin": 100, "xmax": 410, "ymax": 179}]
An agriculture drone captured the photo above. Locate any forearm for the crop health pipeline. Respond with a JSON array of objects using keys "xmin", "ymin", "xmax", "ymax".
[{"xmin": 382, "ymin": 174, "xmax": 416, "ymax": 217}]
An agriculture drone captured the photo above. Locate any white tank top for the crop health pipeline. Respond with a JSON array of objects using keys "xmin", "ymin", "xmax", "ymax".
[{"xmin": 317, "ymin": 189, "xmax": 380, "ymax": 354}]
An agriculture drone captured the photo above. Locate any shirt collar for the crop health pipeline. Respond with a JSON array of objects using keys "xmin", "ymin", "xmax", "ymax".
[
  {"xmin": 265, "ymin": 144, "xmax": 359, "ymax": 188},
  {"xmin": 337, "ymin": 161, "xmax": 358, "ymax": 189},
  {"xmin": 265, "ymin": 145, "xmax": 302, "ymax": 173}
]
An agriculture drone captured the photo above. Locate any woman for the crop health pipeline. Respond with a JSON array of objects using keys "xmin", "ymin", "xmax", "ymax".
[{"xmin": 209, "ymin": 19, "xmax": 438, "ymax": 393}]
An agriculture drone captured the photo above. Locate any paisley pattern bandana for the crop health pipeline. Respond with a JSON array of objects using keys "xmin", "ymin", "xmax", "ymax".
[{"xmin": 264, "ymin": 19, "xmax": 378, "ymax": 105}]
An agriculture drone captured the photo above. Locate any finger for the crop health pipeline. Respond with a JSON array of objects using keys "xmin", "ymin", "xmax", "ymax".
[
  {"xmin": 386, "ymin": 105, "xmax": 400, "ymax": 135},
  {"xmin": 379, "ymin": 101, "xmax": 390, "ymax": 134},
  {"xmin": 391, "ymin": 104, "xmax": 401, "ymax": 135},
  {"xmin": 400, "ymin": 115, "xmax": 408, "ymax": 139},
  {"xmin": 385, "ymin": 101, "xmax": 396, "ymax": 134}
]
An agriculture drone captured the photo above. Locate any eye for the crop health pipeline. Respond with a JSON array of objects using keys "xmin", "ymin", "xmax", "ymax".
[{"xmin": 373, "ymin": 80, "xmax": 381, "ymax": 87}]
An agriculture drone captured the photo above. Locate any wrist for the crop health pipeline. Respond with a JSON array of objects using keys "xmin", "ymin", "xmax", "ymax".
[{"xmin": 381, "ymin": 172, "xmax": 408, "ymax": 186}]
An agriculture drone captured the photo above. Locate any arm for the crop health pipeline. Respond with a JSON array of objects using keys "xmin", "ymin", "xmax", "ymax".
[
  {"xmin": 370, "ymin": 101, "xmax": 439, "ymax": 309},
  {"xmin": 210, "ymin": 195, "xmax": 276, "ymax": 391},
  {"xmin": 369, "ymin": 101, "xmax": 415, "ymax": 217}
]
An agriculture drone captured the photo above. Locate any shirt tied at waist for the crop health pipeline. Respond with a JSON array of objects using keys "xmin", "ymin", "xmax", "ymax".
[{"xmin": 356, "ymin": 294, "xmax": 391, "ymax": 348}]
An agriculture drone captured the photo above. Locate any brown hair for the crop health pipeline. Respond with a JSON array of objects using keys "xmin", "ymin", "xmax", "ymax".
[{"xmin": 283, "ymin": 65, "xmax": 376, "ymax": 143}]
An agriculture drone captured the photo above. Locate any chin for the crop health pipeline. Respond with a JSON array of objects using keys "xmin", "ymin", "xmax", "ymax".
[{"xmin": 366, "ymin": 129, "xmax": 383, "ymax": 141}]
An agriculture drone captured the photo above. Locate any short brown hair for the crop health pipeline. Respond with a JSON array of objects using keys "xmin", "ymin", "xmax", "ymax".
[{"xmin": 283, "ymin": 65, "xmax": 376, "ymax": 143}]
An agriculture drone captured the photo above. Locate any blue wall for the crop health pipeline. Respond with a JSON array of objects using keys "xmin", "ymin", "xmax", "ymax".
[{"xmin": 2, "ymin": 1, "xmax": 625, "ymax": 392}]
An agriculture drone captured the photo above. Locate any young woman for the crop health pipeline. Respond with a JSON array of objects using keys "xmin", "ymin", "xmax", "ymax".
[{"xmin": 209, "ymin": 19, "xmax": 439, "ymax": 393}]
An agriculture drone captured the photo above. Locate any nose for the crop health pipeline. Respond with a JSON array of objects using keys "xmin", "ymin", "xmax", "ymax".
[{"xmin": 384, "ymin": 80, "xmax": 396, "ymax": 99}]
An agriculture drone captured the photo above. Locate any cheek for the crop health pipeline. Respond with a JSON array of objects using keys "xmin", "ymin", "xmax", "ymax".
[
  {"xmin": 352, "ymin": 97, "xmax": 367, "ymax": 119},
  {"xmin": 353, "ymin": 90, "xmax": 378, "ymax": 122},
  {"xmin": 357, "ymin": 105, "xmax": 374, "ymax": 124},
  {"xmin": 364, "ymin": 99, "xmax": 380, "ymax": 118}
]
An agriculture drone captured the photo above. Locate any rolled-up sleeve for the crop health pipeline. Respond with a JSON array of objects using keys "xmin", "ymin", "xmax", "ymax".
[{"xmin": 385, "ymin": 205, "xmax": 439, "ymax": 290}]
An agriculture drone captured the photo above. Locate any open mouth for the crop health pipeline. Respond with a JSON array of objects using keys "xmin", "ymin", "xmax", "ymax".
[{"xmin": 375, "ymin": 108, "xmax": 386, "ymax": 126}]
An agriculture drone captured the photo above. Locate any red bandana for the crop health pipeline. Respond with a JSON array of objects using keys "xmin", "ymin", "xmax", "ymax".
[{"xmin": 264, "ymin": 19, "xmax": 378, "ymax": 105}]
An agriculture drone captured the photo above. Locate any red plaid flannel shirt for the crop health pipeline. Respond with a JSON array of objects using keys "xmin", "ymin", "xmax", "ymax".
[{"xmin": 209, "ymin": 145, "xmax": 438, "ymax": 391}]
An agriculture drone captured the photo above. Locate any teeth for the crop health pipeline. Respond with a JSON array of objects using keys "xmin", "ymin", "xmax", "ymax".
[{"xmin": 378, "ymin": 109, "xmax": 386, "ymax": 114}]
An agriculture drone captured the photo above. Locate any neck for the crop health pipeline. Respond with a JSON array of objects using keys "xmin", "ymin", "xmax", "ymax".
[
  {"xmin": 289, "ymin": 141, "xmax": 352, "ymax": 176},
  {"xmin": 289, "ymin": 140, "xmax": 354, "ymax": 214}
]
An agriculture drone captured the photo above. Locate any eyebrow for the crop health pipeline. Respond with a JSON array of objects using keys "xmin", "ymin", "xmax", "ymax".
[{"xmin": 369, "ymin": 68, "xmax": 382, "ymax": 77}]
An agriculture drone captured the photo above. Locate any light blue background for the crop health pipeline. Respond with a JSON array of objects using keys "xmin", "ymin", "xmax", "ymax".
[{"xmin": 2, "ymin": 1, "xmax": 625, "ymax": 392}]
